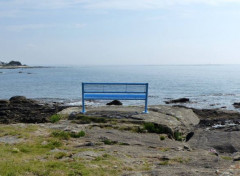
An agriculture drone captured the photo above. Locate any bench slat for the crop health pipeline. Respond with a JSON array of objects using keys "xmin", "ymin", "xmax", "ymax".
[
  {"xmin": 84, "ymin": 94, "xmax": 146, "ymax": 100},
  {"xmin": 84, "ymin": 84, "xmax": 146, "ymax": 93}
]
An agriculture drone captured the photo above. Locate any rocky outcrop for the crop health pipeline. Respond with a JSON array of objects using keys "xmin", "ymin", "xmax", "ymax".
[
  {"xmin": 193, "ymin": 108, "xmax": 240, "ymax": 120},
  {"xmin": 165, "ymin": 98, "xmax": 190, "ymax": 104},
  {"xmin": 0, "ymin": 96, "xmax": 63, "ymax": 123},
  {"xmin": 106, "ymin": 100, "xmax": 123, "ymax": 105},
  {"xmin": 191, "ymin": 108, "xmax": 240, "ymax": 129},
  {"xmin": 233, "ymin": 102, "xmax": 240, "ymax": 108}
]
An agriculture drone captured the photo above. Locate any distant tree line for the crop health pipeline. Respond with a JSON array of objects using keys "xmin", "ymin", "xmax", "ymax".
[{"xmin": 0, "ymin": 61, "xmax": 23, "ymax": 66}]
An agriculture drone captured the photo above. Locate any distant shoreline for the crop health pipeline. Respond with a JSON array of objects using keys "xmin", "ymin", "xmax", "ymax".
[{"xmin": 0, "ymin": 65, "xmax": 52, "ymax": 69}]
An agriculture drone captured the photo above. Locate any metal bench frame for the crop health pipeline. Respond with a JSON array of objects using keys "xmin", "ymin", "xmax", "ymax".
[{"xmin": 82, "ymin": 83, "xmax": 149, "ymax": 113}]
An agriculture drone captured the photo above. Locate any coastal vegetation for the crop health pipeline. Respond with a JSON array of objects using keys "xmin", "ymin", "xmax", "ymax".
[
  {"xmin": 51, "ymin": 130, "xmax": 86, "ymax": 139},
  {"xmin": 50, "ymin": 114, "xmax": 62, "ymax": 123}
]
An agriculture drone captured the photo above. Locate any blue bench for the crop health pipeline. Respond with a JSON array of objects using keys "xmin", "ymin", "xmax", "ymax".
[{"xmin": 82, "ymin": 83, "xmax": 149, "ymax": 113}]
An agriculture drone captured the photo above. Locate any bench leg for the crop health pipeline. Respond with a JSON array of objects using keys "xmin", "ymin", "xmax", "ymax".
[
  {"xmin": 82, "ymin": 98, "xmax": 86, "ymax": 114},
  {"xmin": 143, "ymin": 83, "xmax": 149, "ymax": 114},
  {"xmin": 144, "ymin": 99, "xmax": 148, "ymax": 114},
  {"xmin": 82, "ymin": 83, "xmax": 86, "ymax": 114}
]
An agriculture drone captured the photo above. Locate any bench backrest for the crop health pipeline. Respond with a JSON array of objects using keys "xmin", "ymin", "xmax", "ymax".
[{"xmin": 82, "ymin": 83, "xmax": 148, "ymax": 94}]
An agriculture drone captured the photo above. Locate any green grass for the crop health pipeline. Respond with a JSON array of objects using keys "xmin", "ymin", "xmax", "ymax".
[
  {"xmin": 71, "ymin": 115, "xmax": 108, "ymax": 124},
  {"xmin": 44, "ymin": 139, "xmax": 63, "ymax": 149},
  {"xmin": 94, "ymin": 153, "xmax": 111, "ymax": 161},
  {"xmin": 52, "ymin": 131, "xmax": 70, "ymax": 140},
  {"xmin": 221, "ymin": 156, "xmax": 232, "ymax": 160},
  {"xmin": 172, "ymin": 157, "xmax": 190, "ymax": 164},
  {"xmin": 159, "ymin": 147, "xmax": 170, "ymax": 152},
  {"xmin": 159, "ymin": 161, "xmax": 169, "ymax": 165},
  {"xmin": 0, "ymin": 123, "xmax": 156, "ymax": 176},
  {"xmin": 0, "ymin": 125, "xmax": 38, "ymax": 138},
  {"xmin": 54, "ymin": 152, "xmax": 68, "ymax": 159},
  {"xmin": 51, "ymin": 130, "xmax": 86, "ymax": 140},
  {"xmin": 0, "ymin": 130, "xmax": 122, "ymax": 176},
  {"xmin": 102, "ymin": 139, "xmax": 118, "ymax": 145},
  {"xmin": 158, "ymin": 157, "xmax": 190, "ymax": 166}
]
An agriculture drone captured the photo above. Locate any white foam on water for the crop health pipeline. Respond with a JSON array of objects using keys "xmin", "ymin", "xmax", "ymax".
[{"xmin": 212, "ymin": 123, "xmax": 237, "ymax": 129}]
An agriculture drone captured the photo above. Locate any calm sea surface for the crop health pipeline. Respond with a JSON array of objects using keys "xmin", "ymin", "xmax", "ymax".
[{"xmin": 1, "ymin": 65, "xmax": 240, "ymax": 110}]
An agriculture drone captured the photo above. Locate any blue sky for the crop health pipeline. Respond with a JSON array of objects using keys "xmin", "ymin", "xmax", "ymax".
[{"xmin": 0, "ymin": 0, "xmax": 240, "ymax": 66}]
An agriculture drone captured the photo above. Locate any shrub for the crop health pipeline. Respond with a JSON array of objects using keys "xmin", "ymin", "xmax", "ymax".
[
  {"xmin": 52, "ymin": 130, "xmax": 86, "ymax": 139},
  {"xmin": 174, "ymin": 131, "xmax": 183, "ymax": 141},
  {"xmin": 50, "ymin": 114, "xmax": 61, "ymax": 123},
  {"xmin": 143, "ymin": 122, "xmax": 171, "ymax": 134},
  {"xmin": 70, "ymin": 131, "xmax": 85, "ymax": 138},
  {"xmin": 143, "ymin": 122, "xmax": 156, "ymax": 133},
  {"xmin": 102, "ymin": 139, "xmax": 118, "ymax": 145},
  {"xmin": 160, "ymin": 136, "xmax": 165, "ymax": 141}
]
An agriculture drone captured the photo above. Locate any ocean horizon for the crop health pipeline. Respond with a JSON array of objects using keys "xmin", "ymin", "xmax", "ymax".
[{"xmin": 1, "ymin": 65, "xmax": 240, "ymax": 111}]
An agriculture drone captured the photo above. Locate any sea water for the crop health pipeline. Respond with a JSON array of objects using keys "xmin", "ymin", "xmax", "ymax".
[{"xmin": 1, "ymin": 65, "xmax": 240, "ymax": 110}]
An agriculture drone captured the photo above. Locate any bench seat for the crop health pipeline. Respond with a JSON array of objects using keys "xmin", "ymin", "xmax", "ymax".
[{"xmin": 84, "ymin": 93, "xmax": 146, "ymax": 100}]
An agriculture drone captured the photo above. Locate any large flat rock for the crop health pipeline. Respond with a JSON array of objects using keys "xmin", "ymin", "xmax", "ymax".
[{"xmin": 60, "ymin": 105, "xmax": 200, "ymax": 135}]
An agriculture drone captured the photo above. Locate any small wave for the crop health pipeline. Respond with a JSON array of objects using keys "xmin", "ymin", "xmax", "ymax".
[
  {"xmin": 67, "ymin": 102, "xmax": 81, "ymax": 106},
  {"xmin": 212, "ymin": 123, "xmax": 237, "ymax": 129}
]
